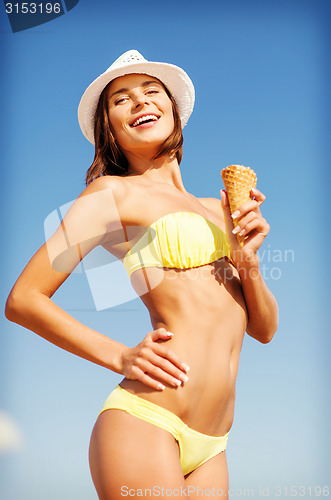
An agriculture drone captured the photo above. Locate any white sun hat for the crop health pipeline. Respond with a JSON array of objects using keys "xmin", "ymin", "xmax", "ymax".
[{"xmin": 78, "ymin": 49, "xmax": 195, "ymax": 144}]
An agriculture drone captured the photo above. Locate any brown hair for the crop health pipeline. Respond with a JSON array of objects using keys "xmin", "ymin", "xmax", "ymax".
[{"xmin": 85, "ymin": 81, "xmax": 183, "ymax": 185}]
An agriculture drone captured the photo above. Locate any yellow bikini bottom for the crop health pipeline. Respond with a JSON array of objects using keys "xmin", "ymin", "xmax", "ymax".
[{"xmin": 99, "ymin": 385, "xmax": 229, "ymax": 476}]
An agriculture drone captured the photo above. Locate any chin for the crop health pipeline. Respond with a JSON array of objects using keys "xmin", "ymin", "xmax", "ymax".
[{"xmin": 124, "ymin": 133, "xmax": 171, "ymax": 153}]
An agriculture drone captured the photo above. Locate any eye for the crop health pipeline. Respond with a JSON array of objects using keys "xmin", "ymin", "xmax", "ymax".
[
  {"xmin": 145, "ymin": 89, "xmax": 159, "ymax": 95},
  {"xmin": 114, "ymin": 96, "xmax": 129, "ymax": 105}
]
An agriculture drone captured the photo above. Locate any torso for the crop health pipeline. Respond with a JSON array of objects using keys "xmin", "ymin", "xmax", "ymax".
[{"xmin": 98, "ymin": 175, "xmax": 247, "ymax": 436}]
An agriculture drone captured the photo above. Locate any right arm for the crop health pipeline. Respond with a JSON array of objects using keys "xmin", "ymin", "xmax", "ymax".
[{"xmin": 5, "ymin": 178, "xmax": 188, "ymax": 389}]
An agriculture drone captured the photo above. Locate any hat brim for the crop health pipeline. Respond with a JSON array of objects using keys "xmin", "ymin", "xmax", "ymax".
[{"xmin": 78, "ymin": 60, "xmax": 195, "ymax": 145}]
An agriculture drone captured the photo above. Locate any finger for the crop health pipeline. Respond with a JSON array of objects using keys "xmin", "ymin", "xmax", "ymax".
[
  {"xmin": 136, "ymin": 356, "xmax": 188, "ymax": 387},
  {"xmin": 140, "ymin": 349, "xmax": 190, "ymax": 385},
  {"xmin": 133, "ymin": 368, "xmax": 167, "ymax": 391},
  {"xmin": 232, "ymin": 211, "xmax": 256, "ymax": 235},
  {"xmin": 241, "ymin": 229, "xmax": 268, "ymax": 250},
  {"xmin": 151, "ymin": 342, "xmax": 190, "ymax": 373},
  {"xmin": 145, "ymin": 329, "xmax": 190, "ymax": 373},
  {"xmin": 221, "ymin": 190, "xmax": 239, "ymax": 246},
  {"xmin": 148, "ymin": 328, "xmax": 173, "ymax": 342},
  {"xmin": 220, "ymin": 189, "xmax": 229, "ymax": 208},
  {"xmin": 250, "ymin": 188, "xmax": 266, "ymax": 203},
  {"xmin": 220, "ymin": 190, "xmax": 233, "ymax": 226},
  {"xmin": 238, "ymin": 218, "xmax": 270, "ymax": 239},
  {"xmin": 147, "ymin": 328, "xmax": 173, "ymax": 343},
  {"xmin": 231, "ymin": 199, "xmax": 261, "ymax": 220},
  {"xmin": 232, "ymin": 189, "xmax": 267, "ymax": 220}
]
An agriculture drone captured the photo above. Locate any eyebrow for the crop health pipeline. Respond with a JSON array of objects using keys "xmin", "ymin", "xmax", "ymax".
[{"xmin": 108, "ymin": 80, "xmax": 163, "ymax": 100}]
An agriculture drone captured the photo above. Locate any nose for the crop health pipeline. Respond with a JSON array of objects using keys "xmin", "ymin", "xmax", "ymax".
[{"xmin": 132, "ymin": 93, "xmax": 150, "ymax": 109}]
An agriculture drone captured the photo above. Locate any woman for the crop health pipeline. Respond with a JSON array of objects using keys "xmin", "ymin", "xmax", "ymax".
[{"xmin": 5, "ymin": 50, "xmax": 278, "ymax": 499}]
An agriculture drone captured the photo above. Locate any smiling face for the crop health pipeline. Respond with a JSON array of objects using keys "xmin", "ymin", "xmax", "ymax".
[{"xmin": 106, "ymin": 73, "xmax": 175, "ymax": 157}]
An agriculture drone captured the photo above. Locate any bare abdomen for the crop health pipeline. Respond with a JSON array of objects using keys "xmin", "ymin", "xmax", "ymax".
[{"xmin": 121, "ymin": 262, "xmax": 247, "ymax": 436}]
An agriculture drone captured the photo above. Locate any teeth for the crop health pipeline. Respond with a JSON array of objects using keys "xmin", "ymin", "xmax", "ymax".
[{"xmin": 132, "ymin": 114, "xmax": 158, "ymax": 127}]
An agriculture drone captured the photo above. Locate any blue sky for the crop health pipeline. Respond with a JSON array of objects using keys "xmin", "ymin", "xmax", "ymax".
[{"xmin": 1, "ymin": 1, "xmax": 330, "ymax": 499}]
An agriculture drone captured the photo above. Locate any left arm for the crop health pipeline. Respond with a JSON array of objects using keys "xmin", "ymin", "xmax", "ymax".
[
  {"xmin": 235, "ymin": 254, "xmax": 278, "ymax": 343},
  {"xmin": 220, "ymin": 189, "xmax": 279, "ymax": 343}
]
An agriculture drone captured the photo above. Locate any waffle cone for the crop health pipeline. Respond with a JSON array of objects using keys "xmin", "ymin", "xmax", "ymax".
[{"xmin": 221, "ymin": 165, "xmax": 257, "ymax": 245}]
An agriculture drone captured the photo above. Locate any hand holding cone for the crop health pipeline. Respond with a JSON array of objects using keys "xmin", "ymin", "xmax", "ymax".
[{"xmin": 221, "ymin": 165, "xmax": 257, "ymax": 246}]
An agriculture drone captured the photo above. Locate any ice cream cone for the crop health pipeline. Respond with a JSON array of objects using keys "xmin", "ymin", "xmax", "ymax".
[{"xmin": 221, "ymin": 165, "xmax": 257, "ymax": 246}]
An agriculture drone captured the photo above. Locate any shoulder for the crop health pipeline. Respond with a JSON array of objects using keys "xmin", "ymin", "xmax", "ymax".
[
  {"xmin": 198, "ymin": 196, "xmax": 223, "ymax": 212},
  {"xmin": 198, "ymin": 197, "xmax": 225, "ymax": 229},
  {"xmin": 82, "ymin": 175, "xmax": 129, "ymax": 198},
  {"xmin": 62, "ymin": 175, "xmax": 132, "ymax": 231},
  {"xmin": 77, "ymin": 175, "xmax": 133, "ymax": 213}
]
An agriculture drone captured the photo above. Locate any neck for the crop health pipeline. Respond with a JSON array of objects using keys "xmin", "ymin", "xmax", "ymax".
[{"xmin": 126, "ymin": 153, "xmax": 187, "ymax": 192}]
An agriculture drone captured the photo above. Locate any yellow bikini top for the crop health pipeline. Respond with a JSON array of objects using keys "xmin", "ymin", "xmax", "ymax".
[{"xmin": 123, "ymin": 211, "xmax": 231, "ymax": 277}]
